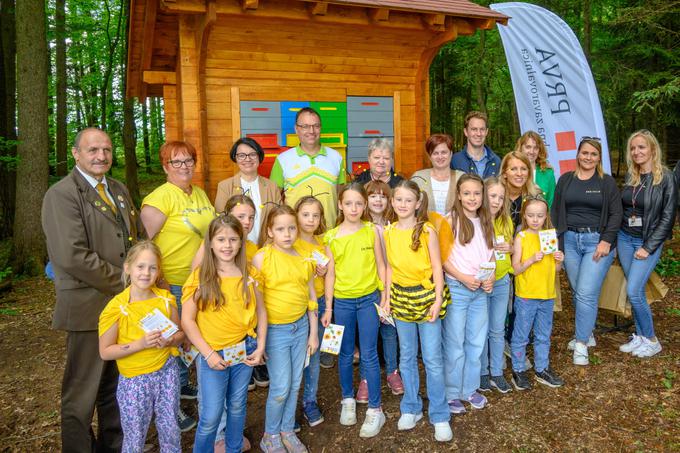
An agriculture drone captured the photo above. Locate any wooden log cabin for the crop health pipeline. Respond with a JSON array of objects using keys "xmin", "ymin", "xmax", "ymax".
[{"xmin": 126, "ymin": 0, "xmax": 508, "ymax": 199}]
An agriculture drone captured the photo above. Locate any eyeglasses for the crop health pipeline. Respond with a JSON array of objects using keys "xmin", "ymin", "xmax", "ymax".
[
  {"xmin": 235, "ymin": 152, "xmax": 259, "ymax": 162},
  {"xmin": 296, "ymin": 123, "xmax": 321, "ymax": 131},
  {"xmin": 167, "ymin": 158, "xmax": 195, "ymax": 168},
  {"xmin": 580, "ymin": 136, "xmax": 601, "ymax": 142}
]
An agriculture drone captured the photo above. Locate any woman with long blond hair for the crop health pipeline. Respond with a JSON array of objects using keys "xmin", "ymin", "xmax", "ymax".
[
  {"xmin": 514, "ymin": 131, "xmax": 556, "ymax": 208},
  {"xmin": 617, "ymin": 130, "xmax": 677, "ymax": 358},
  {"xmin": 500, "ymin": 151, "xmax": 539, "ymax": 229}
]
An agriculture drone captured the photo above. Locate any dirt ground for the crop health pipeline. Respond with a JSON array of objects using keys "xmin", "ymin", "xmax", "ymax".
[{"xmin": 1, "ymin": 268, "xmax": 679, "ymax": 453}]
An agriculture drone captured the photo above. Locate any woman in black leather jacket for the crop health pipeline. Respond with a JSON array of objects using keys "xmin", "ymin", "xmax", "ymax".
[{"xmin": 617, "ymin": 129, "xmax": 677, "ymax": 358}]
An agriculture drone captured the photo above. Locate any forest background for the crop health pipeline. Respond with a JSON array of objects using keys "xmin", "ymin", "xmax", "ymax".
[{"xmin": 0, "ymin": 0, "xmax": 678, "ymax": 277}]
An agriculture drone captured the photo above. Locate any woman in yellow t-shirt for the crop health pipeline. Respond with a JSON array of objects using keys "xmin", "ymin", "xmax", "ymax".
[
  {"xmin": 181, "ymin": 215, "xmax": 267, "ymax": 452},
  {"xmin": 98, "ymin": 241, "xmax": 185, "ymax": 453}
]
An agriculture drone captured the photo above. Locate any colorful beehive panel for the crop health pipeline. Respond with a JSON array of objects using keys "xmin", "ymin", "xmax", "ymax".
[
  {"xmin": 240, "ymin": 101, "xmax": 282, "ymax": 146},
  {"xmin": 280, "ymin": 101, "xmax": 310, "ymax": 146},
  {"xmin": 347, "ymin": 96, "xmax": 395, "ymax": 176}
]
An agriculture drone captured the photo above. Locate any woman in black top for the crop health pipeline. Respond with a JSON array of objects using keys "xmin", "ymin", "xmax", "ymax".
[
  {"xmin": 552, "ymin": 138, "xmax": 622, "ymax": 366},
  {"xmin": 617, "ymin": 130, "xmax": 677, "ymax": 358}
]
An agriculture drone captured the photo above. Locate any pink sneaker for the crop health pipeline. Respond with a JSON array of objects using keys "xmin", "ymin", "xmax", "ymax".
[
  {"xmin": 386, "ymin": 370, "xmax": 405, "ymax": 395},
  {"xmin": 356, "ymin": 379, "xmax": 369, "ymax": 403}
]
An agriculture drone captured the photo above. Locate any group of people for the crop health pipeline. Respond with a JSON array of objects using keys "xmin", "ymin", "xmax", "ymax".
[{"xmin": 41, "ymin": 107, "xmax": 676, "ymax": 453}]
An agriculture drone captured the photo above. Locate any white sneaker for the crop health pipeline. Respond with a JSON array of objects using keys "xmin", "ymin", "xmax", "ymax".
[
  {"xmin": 359, "ymin": 408, "xmax": 385, "ymax": 438},
  {"xmin": 619, "ymin": 334, "xmax": 644, "ymax": 353},
  {"xmin": 397, "ymin": 412, "xmax": 423, "ymax": 431},
  {"xmin": 573, "ymin": 341, "xmax": 589, "ymax": 366},
  {"xmin": 434, "ymin": 421, "xmax": 453, "ymax": 442},
  {"xmin": 632, "ymin": 337, "xmax": 662, "ymax": 358},
  {"xmin": 340, "ymin": 398, "xmax": 357, "ymax": 426},
  {"xmin": 568, "ymin": 334, "xmax": 596, "ymax": 350}
]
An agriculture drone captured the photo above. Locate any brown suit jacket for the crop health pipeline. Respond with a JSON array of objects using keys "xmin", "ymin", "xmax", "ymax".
[
  {"xmin": 41, "ymin": 169, "xmax": 145, "ymax": 331},
  {"xmin": 214, "ymin": 172, "xmax": 283, "ymax": 229}
]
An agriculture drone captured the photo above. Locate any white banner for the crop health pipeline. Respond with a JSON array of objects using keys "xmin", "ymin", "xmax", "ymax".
[{"xmin": 490, "ymin": 2, "xmax": 610, "ymax": 176}]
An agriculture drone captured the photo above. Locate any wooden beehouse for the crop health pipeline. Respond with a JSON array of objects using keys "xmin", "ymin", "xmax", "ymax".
[{"xmin": 127, "ymin": 0, "xmax": 507, "ymax": 199}]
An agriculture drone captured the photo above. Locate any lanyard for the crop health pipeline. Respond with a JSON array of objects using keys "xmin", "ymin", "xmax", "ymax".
[{"xmin": 630, "ymin": 175, "xmax": 648, "ymax": 214}]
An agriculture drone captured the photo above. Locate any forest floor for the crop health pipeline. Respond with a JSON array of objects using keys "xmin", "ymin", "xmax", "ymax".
[{"xmin": 1, "ymin": 262, "xmax": 679, "ymax": 452}]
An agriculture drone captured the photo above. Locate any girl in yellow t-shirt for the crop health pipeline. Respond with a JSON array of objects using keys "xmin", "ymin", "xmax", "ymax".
[
  {"xmin": 481, "ymin": 177, "xmax": 515, "ymax": 394},
  {"xmin": 323, "ymin": 182, "xmax": 387, "ymax": 439},
  {"xmin": 253, "ymin": 205, "xmax": 318, "ymax": 453},
  {"xmin": 383, "ymin": 180, "xmax": 452, "ymax": 441},
  {"xmin": 511, "ymin": 196, "xmax": 564, "ymax": 391},
  {"xmin": 181, "ymin": 215, "xmax": 267, "ymax": 452},
  {"xmin": 98, "ymin": 241, "xmax": 185, "ymax": 453}
]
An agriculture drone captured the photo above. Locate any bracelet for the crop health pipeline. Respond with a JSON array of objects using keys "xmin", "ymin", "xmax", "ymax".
[
  {"xmin": 205, "ymin": 350, "xmax": 216, "ymax": 361},
  {"xmin": 324, "ymin": 308, "xmax": 333, "ymax": 312}
]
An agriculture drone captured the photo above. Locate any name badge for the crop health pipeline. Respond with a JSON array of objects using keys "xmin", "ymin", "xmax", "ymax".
[{"xmin": 628, "ymin": 216, "xmax": 642, "ymax": 227}]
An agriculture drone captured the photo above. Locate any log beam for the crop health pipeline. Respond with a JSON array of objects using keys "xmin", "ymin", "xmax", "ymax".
[{"xmin": 368, "ymin": 8, "xmax": 389, "ymax": 22}]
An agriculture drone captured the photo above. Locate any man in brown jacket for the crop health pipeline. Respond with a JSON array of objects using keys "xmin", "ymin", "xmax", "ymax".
[{"xmin": 41, "ymin": 128, "xmax": 145, "ymax": 452}]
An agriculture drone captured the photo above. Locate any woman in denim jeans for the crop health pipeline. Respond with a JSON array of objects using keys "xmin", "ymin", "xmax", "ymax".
[
  {"xmin": 551, "ymin": 138, "xmax": 622, "ymax": 365},
  {"xmin": 617, "ymin": 130, "xmax": 677, "ymax": 358}
]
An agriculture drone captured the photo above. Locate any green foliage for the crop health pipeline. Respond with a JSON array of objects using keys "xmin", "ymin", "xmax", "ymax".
[
  {"xmin": 661, "ymin": 370, "xmax": 676, "ymax": 389},
  {"xmin": 655, "ymin": 249, "xmax": 680, "ymax": 277},
  {"xmin": 0, "ymin": 266, "xmax": 11, "ymax": 282}
]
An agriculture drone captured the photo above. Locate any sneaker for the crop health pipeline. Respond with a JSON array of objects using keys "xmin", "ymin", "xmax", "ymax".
[
  {"xmin": 573, "ymin": 341, "xmax": 589, "ymax": 366},
  {"xmin": 359, "ymin": 408, "xmax": 385, "ymax": 438},
  {"xmin": 490, "ymin": 375, "xmax": 512, "ymax": 394},
  {"xmin": 253, "ymin": 364, "xmax": 270, "ymax": 387},
  {"xmin": 619, "ymin": 334, "xmax": 644, "ymax": 353},
  {"xmin": 447, "ymin": 399, "xmax": 466, "ymax": 414},
  {"xmin": 466, "ymin": 392, "xmax": 487, "ymax": 409},
  {"xmin": 260, "ymin": 433, "xmax": 286, "ymax": 453},
  {"xmin": 248, "ymin": 376, "xmax": 256, "ymax": 391},
  {"xmin": 568, "ymin": 334, "xmax": 596, "ymax": 350},
  {"xmin": 535, "ymin": 367, "xmax": 565, "ymax": 388},
  {"xmin": 632, "ymin": 337, "xmax": 662, "ymax": 358},
  {"xmin": 180, "ymin": 383, "xmax": 198, "ymax": 400},
  {"xmin": 356, "ymin": 379, "xmax": 369, "ymax": 404},
  {"xmin": 397, "ymin": 412, "xmax": 423, "ymax": 431},
  {"xmin": 386, "ymin": 370, "xmax": 405, "ymax": 395},
  {"xmin": 478, "ymin": 375, "xmax": 492, "ymax": 392},
  {"xmin": 281, "ymin": 432, "xmax": 308, "ymax": 453},
  {"xmin": 340, "ymin": 398, "xmax": 357, "ymax": 425},
  {"xmin": 302, "ymin": 401, "xmax": 324, "ymax": 427},
  {"xmin": 511, "ymin": 371, "xmax": 532, "ymax": 391},
  {"xmin": 320, "ymin": 352, "xmax": 335, "ymax": 369},
  {"xmin": 177, "ymin": 407, "xmax": 197, "ymax": 432},
  {"xmin": 434, "ymin": 421, "xmax": 453, "ymax": 442}
]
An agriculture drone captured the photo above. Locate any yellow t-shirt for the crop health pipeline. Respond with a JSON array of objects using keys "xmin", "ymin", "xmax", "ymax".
[
  {"xmin": 383, "ymin": 222, "xmax": 434, "ymax": 288},
  {"xmin": 142, "ymin": 182, "xmax": 216, "ymax": 285},
  {"xmin": 257, "ymin": 245, "xmax": 316, "ymax": 324},
  {"xmin": 98, "ymin": 286, "xmax": 178, "ymax": 378},
  {"xmin": 245, "ymin": 240, "xmax": 258, "ymax": 263},
  {"xmin": 182, "ymin": 267, "xmax": 258, "ymax": 350},
  {"xmin": 324, "ymin": 222, "xmax": 381, "ymax": 299},
  {"xmin": 493, "ymin": 216, "xmax": 514, "ymax": 281},
  {"xmin": 429, "ymin": 211, "xmax": 454, "ymax": 263},
  {"xmin": 515, "ymin": 230, "xmax": 556, "ymax": 299},
  {"xmin": 294, "ymin": 236, "xmax": 325, "ymax": 298}
]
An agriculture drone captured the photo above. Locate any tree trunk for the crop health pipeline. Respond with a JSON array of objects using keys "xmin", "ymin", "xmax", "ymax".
[
  {"xmin": 474, "ymin": 30, "xmax": 487, "ymax": 114},
  {"xmin": 583, "ymin": 0, "xmax": 592, "ymax": 60},
  {"xmin": 55, "ymin": 0, "xmax": 67, "ymax": 176},
  {"xmin": 121, "ymin": 0, "xmax": 139, "ymax": 204},
  {"xmin": 0, "ymin": 0, "xmax": 17, "ymax": 239},
  {"xmin": 14, "ymin": 0, "xmax": 49, "ymax": 274},
  {"xmin": 141, "ymin": 99, "xmax": 152, "ymax": 173}
]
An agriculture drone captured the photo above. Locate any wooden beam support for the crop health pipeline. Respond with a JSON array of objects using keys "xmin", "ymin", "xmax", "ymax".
[
  {"xmin": 368, "ymin": 7, "xmax": 389, "ymax": 22},
  {"xmin": 454, "ymin": 18, "xmax": 476, "ymax": 36},
  {"xmin": 143, "ymin": 70, "xmax": 177, "ymax": 85},
  {"xmin": 422, "ymin": 13, "xmax": 445, "ymax": 31},
  {"xmin": 241, "ymin": 0, "xmax": 258, "ymax": 11},
  {"xmin": 308, "ymin": 1, "xmax": 328, "ymax": 16},
  {"xmin": 139, "ymin": 0, "xmax": 158, "ymax": 101}
]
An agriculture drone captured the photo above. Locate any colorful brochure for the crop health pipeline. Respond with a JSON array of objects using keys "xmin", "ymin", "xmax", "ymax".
[
  {"xmin": 320, "ymin": 324, "xmax": 345, "ymax": 355},
  {"xmin": 139, "ymin": 308, "xmax": 178, "ymax": 340},
  {"xmin": 222, "ymin": 341, "xmax": 247, "ymax": 367},
  {"xmin": 374, "ymin": 303, "xmax": 395, "ymax": 327},
  {"xmin": 539, "ymin": 229, "xmax": 558, "ymax": 254},
  {"xmin": 494, "ymin": 235, "xmax": 507, "ymax": 261},
  {"xmin": 475, "ymin": 261, "xmax": 496, "ymax": 281},
  {"xmin": 178, "ymin": 344, "xmax": 199, "ymax": 367}
]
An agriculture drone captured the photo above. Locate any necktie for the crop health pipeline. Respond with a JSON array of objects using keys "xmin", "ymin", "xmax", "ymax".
[{"xmin": 96, "ymin": 183, "xmax": 117, "ymax": 214}]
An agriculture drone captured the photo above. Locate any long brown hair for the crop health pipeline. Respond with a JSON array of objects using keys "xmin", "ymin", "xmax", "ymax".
[
  {"xmin": 365, "ymin": 180, "xmax": 393, "ymax": 225},
  {"xmin": 197, "ymin": 215, "xmax": 250, "ymax": 311},
  {"xmin": 258, "ymin": 204, "xmax": 298, "ymax": 246},
  {"xmin": 515, "ymin": 131, "xmax": 551, "ymax": 171},
  {"xmin": 520, "ymin": 196, "xmax": 553, "ymax": 231},
  {"xmin": 336, "ymin": 182, "xmax": 370, "ymax": 225},
  {"xmin": 484, "ymin": 176, "xmax": 513, "ymax": 234},
  {"xmin": 294, "ymin": 195, "xmax": 327, "ymax": 235},
  {"xmin": 392, "ymin": 180, "xmax": 429, "ymax": 251},
  {"xmin": 450, "ymin": 174, "xmax": 494, "ymax": 248}
]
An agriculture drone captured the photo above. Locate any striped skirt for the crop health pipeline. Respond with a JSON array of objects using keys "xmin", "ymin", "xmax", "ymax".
[{"xmin": 390, "ymin": 282, "xmax": 451, "ymax": 322}]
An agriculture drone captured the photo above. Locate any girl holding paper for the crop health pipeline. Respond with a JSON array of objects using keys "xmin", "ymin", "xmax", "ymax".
[
  {"xmin": 98, "ymin": 241, "xmax": 185, "ymax": 453},
  {"xmin": 383, "ymin": 180, "xmax": 452, "ymax": 442},
  {"xmin": 181, "ymin": 215, "xmax": 267, "ymax": 453},
  {"xmin": 253, "ymin": 205, "xmax": 318, "ymax": 453}
]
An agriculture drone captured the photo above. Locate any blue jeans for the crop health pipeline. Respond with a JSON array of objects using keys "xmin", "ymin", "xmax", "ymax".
[
  {"xmin": 169, "ymin": 285, "xmax": 189, "ymax": 388},
  {"xmin": 334, "ymin": 290, "xmax": 381, "ymax": 408},
  {"xmin": 481, "ymin": 274, "xmax": 510, "ymax": 377},
  {"xmin": 511, "ymin": 297, "xmax": 554, "ymax": 372},
  {"xmin": 442, "ymin": 277, "xmax": 489, "ymax": 401},
  {"xmin": 302, "ymin": 296, "xmax": 326, "ymax": 404},
  {"xmin": 360, "ymin": 322, "xmax": 398, "ymax": 379},
  {"xmin": 193, "ymin": 337, "xmax": 256, "ymax": 453},
  {"xmin": 617, "ymin": 231, "xmax": 663, "ymax": 338},
  {"xmin": 563, "ymin": 231, "xmax": 615, "ymax": 343},
  {"xmin": 265, "ymin": 315, "xmax": 309, "ymax": 434},
  {"xmin": 395, "ymin": 318, "xmax": 449, "ymax": 424}
]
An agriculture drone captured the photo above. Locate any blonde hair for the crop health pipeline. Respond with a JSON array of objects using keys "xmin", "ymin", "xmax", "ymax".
[
  {"xmin": 520, "ymin": 196, "xmax": 553, "ymax": 231},
  {"xmin": 575, "ymin": 139, "xmax": 604, "ymax": 178},
  {"xmin": 500, "ymin": 151, "xmax": 539, "ymax": 197},
  {"xmin": 484, "ymin": 177, "xmax": 512, "ymax": 234},
  {"xmin": 625, "ymin": 129, "xmax": 665, "ymax": 186},
  {"xmin": 450, "ymin": 174, "xmax": 494, "ymax": 249},
  {"xmin": 515, "ymin": 131, "xmax": 551, "ymax": 171},
  {"xmin": 122, "ymin": 240, "xmax": 163, "ymax": 287}
]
